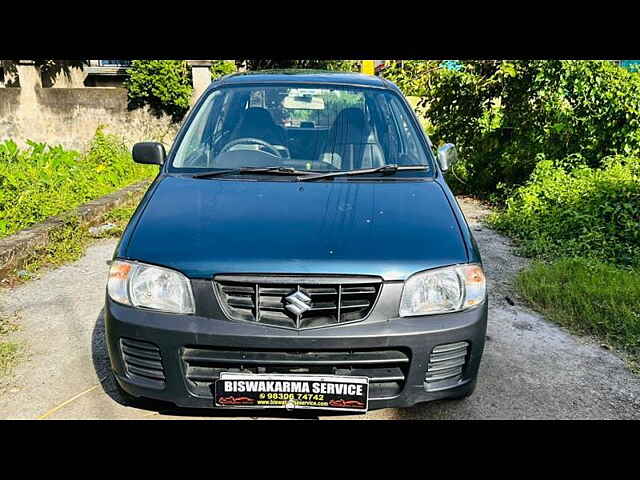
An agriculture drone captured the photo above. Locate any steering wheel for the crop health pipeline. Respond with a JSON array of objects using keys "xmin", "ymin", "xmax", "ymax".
[{"xmin": 220, "ymin": 137, "xmax": 282, "ymax": 158}]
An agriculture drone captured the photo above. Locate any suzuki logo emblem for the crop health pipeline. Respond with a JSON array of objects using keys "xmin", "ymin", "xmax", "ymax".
[{"xmin": 284, "ymin": 290, "xmax": 312, "ymax": 317}]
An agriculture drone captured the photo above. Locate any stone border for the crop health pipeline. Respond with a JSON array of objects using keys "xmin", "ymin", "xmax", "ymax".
[{"xmin": 0, "ymin": 180, "xmax": 151, "ymax": 278}]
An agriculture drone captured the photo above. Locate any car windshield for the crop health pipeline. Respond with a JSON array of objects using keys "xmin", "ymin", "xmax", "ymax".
[{"xmin": 170, "ymin": 84, "xmax": 433, "ymax": 176}]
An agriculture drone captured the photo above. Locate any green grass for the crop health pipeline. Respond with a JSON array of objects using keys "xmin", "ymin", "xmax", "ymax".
[
  {"xmin": 0, "ymin": 201, "xmax": 138, "ymax": 378},
  {"xmin": 0, "ymin": 190, "xmax": 139, "ymax": 380},
  {"xmin": 24, "ymin": 215, "xmax": 92, "ymax": 272},
  {"xmin": 0, "ymin": 314, "xmax": 20, "ymax": 378},
  {"xmin": 0, "ymin": 127, "xmax": 155, "ymax": 239},
  {"xmin": 489, "ymin": 157, "xmax": 640, "ymax": 268},
  {"xmin": 0, "ymin": 130, "xmax": 146, "ymax": 379},
  {"xmin": 0, "ymin": 342, "xmax": 20, "ymax": 377},
  {"xmin": 100, "ymin": 203, "xmax": 138, "ymax": 236},
  {"xmin": 517, "ymin": 257, "xmax": 640, "ymax": 366},
  {"xmin": 15, "ymin": 201, "xmax": 139, "ymax": 282}
]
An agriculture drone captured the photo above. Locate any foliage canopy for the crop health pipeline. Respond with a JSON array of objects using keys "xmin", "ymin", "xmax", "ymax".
[{"xmin": 125, "ymin": 60, "xmax": 193, "ymax": 120}]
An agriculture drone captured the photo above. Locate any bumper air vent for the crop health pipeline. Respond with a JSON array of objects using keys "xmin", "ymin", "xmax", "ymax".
[
  {"xmin": 425, "ymin": 341, "xmax": 469, "ymax": 392},
  {"xmin": 120, "ymin": 338, "xmax": 166, "ymax": 389}
]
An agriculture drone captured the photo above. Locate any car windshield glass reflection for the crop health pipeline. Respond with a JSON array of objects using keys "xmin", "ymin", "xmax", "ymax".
[{"xmin": 171, "ymin": 85, "xmax": 433, "ymax": 176}]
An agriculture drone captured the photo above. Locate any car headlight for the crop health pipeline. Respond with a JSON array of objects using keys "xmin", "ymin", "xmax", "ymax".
[
  {"xmin": 107, "ymin": 260, "xmax": 195, "ymax": 314},
  {"xmin": 399, "ymin": 264, "xmax": 486, "ymax": 317}
]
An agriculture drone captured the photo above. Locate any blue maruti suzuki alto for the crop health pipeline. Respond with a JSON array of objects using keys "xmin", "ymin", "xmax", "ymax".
[{"xmin": 105, "ymin": 70, "xmax": 487, "ymax": 414}]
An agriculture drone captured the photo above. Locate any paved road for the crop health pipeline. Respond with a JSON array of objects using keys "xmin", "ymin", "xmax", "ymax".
[{"xmin": 1, "ymin": 197, "xmax": 639, "ymax": 420}]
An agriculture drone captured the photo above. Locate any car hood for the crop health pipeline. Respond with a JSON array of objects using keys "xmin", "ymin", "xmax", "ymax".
[{"xmin": 124, "ymin": 176, "xmax": 468, "ymax": 281}]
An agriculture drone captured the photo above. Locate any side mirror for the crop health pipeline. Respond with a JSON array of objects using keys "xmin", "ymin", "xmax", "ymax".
[
  {"xmin": 437, "ymin": 143, "xmax": 458, "ymax": 173},
  {"xmin": 132, "ymin": 142, "xmax": 166, "ymax": 166}
]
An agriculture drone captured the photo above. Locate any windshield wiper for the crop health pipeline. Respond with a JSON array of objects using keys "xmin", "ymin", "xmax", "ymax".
[
  {"xmin": 192, "ymin": 166, "xmax": 311, "ymax": 179},
  {"xmin": 297, "ymin": 164, "xmax": 428, "ymax": 182}
]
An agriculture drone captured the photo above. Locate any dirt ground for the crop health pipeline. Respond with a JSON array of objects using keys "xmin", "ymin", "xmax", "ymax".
[{"xmin": 1, "ymin": 196, "xmax": 639, "ymax": 420}]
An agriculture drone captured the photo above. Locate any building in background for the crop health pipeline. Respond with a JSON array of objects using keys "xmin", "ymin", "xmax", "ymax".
[
  {"xmin": 0, "ymin": 60, "xmax": 132, "ymax": 88},
  {"xmin": 84, "ymin": 60, "xmax": 132, "ymax": 87}
]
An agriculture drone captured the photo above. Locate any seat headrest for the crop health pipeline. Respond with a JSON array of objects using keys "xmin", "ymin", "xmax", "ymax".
[
  {"xmin": 328, "ymin": 108, "xmax": 370, "ymax": 144},
  {"xmin": 239, "ymin": 107, "xmax": 276, "ymax": 127},
  {"xmin": 230, "ymin": 107, "xmax": 286, "ymax": 145}
]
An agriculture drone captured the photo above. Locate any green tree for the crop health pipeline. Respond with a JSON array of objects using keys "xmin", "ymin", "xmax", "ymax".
[
  {"xmin": 380, "ymin": 60, "xmax": 441, "ymax": 96},
  {"xmin": 210, "ymin": 60, "xmax": 237, "ymax": 80},
  {"xmin": 125, "ymin": 60, "xmax": 192, "ymax": 120},
  {"xmin": 403, "ymin": 60, "xmax": 640, "ymax": 197}
]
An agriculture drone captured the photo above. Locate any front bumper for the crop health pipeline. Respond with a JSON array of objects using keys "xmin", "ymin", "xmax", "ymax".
[{"xmin": 105, "ymin": 297, "xmax": 488, "ymax": 412}]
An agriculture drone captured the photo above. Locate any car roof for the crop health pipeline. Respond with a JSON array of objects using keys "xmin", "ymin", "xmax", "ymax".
[{"xmin": 212, "ymin": 69, "xmax": 393, "ymax": 89}]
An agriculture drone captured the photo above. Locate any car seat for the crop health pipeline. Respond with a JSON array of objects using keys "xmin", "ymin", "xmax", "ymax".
[
  {"xmin": 319, "ymin": 107, "xmax": 385, "ymax": 169},
  {"xmin": 226, "ymin": 107, "xmax": 287, "ymax": 147}
]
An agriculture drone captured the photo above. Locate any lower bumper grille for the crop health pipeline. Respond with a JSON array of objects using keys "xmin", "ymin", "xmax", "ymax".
[
  {"xmin": 425, "ymin": 341, "xmax": 469, "ymax": 392},
  {"xmin": 120, "ymin": 338, "xmax": 166, "ymax": 388},
  {"xmin": 181, "ymin": 347, "xmax": 410, "ymax": 400}
]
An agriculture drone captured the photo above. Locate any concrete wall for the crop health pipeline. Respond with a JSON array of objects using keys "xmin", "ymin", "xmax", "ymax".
[
  {"xmin": 0, "ymin": 86, "xmax": 180, "ymax": 151},
  {"xmin": 0, "ymin": 89, "xmax": 21, "ymax": 140},
  {"xmin": 41, "ymin": 65, "xmax": 87, "ymax": 88}
]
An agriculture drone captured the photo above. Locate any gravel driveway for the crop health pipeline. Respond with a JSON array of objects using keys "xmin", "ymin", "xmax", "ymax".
[{"xmin": 1, "ymin": 196, "xmax": 639, "ymax": 420}]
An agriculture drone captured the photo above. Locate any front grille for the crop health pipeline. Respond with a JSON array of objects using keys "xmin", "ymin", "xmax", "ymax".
[
  {"xmin": 181, "ymin": 347, "xmax": 410, "ymax": 400},
  {"xmin": 425, "ymin": 341, "xmax": 469, "ymax": 392},
  {"xmin": 214, "ymin": 275, "xmax": 382, "ymax": 329},
  {"xmin": 120, "ymin": 338, "xmax": 166, "ymax": 388}
]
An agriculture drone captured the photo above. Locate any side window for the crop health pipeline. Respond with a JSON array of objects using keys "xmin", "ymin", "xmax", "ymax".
[
  {"xmin": 389, "ymin": 96, "xmax": 423, "ymax": 163},
  {"xmin": 375, "ymin": 93, "xmax": 401, "ymax": 161},
  {"xmin": 173, "ymin": 91, "xmax": 222, "ymax": 167}
]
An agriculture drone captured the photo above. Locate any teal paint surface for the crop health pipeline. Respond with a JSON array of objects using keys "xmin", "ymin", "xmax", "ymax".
[
  {"xmin": 440, "ymin": 60, "xmax": 462, "ymax": 71},
  {"xmin": 620, "ymin": 60, "xmax": 640, "ymax": 72}
]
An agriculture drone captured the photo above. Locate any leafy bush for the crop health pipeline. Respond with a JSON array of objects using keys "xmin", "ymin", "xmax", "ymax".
[
  {"xmin": 381, "ymin": 60, "xmax": 441, "ymax": 97},
  {"xmin": 489, "ymin": 157, "xmax": 640, "ymax": 267},
  {"xmin": 517, "ymin": 258, "xmax": 640, "ymax": 361},
  {"xmin": 0, "ymin": 128, "xmax": 155, "ymax": 238},
  {"xmin": 383, "ymin": 60, "xmax": 640, "ymax": 197},
  {"xmin": 210, "ymin": 60, "xmax": 236, "ymax": 80},
  {"xmin": 125, "ymin": 60, "xmax": 192, "ymax": 120}
]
